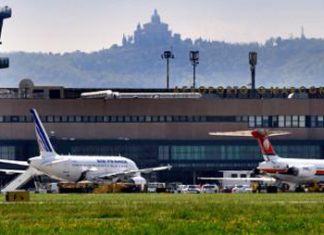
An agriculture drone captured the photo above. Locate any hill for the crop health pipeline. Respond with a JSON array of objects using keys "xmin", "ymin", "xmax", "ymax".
[{"xmin": 1, "ymin": 10, "xmax": 324, "ymax": 88}]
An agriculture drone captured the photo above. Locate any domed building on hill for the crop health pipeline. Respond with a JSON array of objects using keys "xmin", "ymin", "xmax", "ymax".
[{"xmin": 122, "ymin": 9, "xmax": 182, "ymax": 47}]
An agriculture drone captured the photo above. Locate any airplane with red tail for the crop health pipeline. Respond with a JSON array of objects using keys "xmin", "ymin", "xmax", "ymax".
[{"xmin": 207, "ymin": 129, "xmax": 324, "ymax": 188}]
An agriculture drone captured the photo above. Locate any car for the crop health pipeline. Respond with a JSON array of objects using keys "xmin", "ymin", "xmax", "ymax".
[
  {"xmin": 175, "ymin": 184, "xmax": 187, "ymax": 193},
  {"xmin": 183, "ymin": 185, "xmax": 201, "ymax": 194},
  {"xmin": 221, "ymin": 185, "xmax": 234, "ymax": 193},
  {"xmin": 147, "ymin": 182, "xmax": 166, "ymax": 193},
  {"xmin": 232, "ymin": 185, "xmax": 252, "ymax": 193},
  {"xmin": 201, "ymin": 184, "xmax": 219, "ymax": 193},
  {"xmin": 166, "ymin": 182, "xmax": 183, "ymax": 193}
]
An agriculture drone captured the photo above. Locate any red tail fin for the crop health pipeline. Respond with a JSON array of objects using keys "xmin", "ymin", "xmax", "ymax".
[{"xmin": 251, "ymin": 130, "xmax": 276, "ymax": 157}]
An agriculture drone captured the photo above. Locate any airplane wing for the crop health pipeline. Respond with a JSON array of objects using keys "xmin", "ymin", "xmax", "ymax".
[
  {"xmin": 0, "ymin": 159, "xmax": 29, "ymax": 166},
  {"xmin": 98, "ymin": 164, "xmax": 172, "ymax": 180},
  {"xmin": 0, "ymin": 169, "xmax": 26, "ymax": 175},
  {"xmin": 198, "ymin": 177, "xmax": 276, "ymax": 182}
]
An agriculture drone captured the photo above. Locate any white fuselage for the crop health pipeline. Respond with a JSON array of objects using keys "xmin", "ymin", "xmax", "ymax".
[
  {"xmin": 29, "ymin": 155, "xmax": 139, "ymax": 182},
  {"xmin": 259, "ymin": 157, "xmax": 324, "ymax": 184}
]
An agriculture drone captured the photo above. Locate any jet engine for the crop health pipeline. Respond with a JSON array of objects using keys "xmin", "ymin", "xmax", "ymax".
[
  {"xmin": 287, "ymin": 165, "xmax": 317, "ymax": 178},
  {"xmin": 129, "ymin": 176, "xmax": 147, "ymax": 185}
]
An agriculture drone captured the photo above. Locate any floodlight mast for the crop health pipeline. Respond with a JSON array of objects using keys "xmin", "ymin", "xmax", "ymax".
[
  {"xmin": 161, "ymin": 50, "xmax": 174, "ymax": 89},
  {"xmin": 190, "ymin": 51, "xmax": 199, "ymax": 88},
  {"xmin": 249, "ymin": 52, "xmax": 257, "ymax": 92},
  {"xmin": 0, "ymin": 5, "xmax": 11, "ymax": 69}
]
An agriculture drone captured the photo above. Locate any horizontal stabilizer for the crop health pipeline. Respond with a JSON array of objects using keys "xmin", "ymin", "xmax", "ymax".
[
  {"xmin": 0, "ymin": 169, "xmax": 26, "ymax": 175},
  {"xmin": 209, "ymin": 129, "xmax": 290, "ymax": 137},
  {"xmin": 0, "ymin": 159, "xmax": 29, "ymax": 166}
]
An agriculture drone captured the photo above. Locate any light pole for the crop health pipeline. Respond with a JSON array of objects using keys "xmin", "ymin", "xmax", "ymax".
[
  {"xmin": 0, "ymin": 6, "xmax": 11, "ymax": 70},
  {"xmin": 190, "ymin": 51, "xmax": 199, "ymax": 88},
  {"xmin": 249, "ymin": 52, "xmax": 257, "ymax": 92},
  {"xmin": 161, "ymin": 50, "xmax": 174, "ymax": 89}
]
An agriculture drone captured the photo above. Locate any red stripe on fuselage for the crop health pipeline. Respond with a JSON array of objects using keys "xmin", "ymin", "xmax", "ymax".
[
  {"xmin": 316, "ymin": 170, "xmax": 324, "ymax": 175},
  {"xmin": 262, "ymin": 169, "xmax": 324, "ymax": 175},
  {"xmin": 261, "ymin": 168, "xmax": 288, "ymax": 174}
]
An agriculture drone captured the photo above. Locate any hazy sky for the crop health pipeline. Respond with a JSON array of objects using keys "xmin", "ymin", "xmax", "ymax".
[{"xmin": 1, "ymin": 0, "xmax": 324, "ymax": 52}]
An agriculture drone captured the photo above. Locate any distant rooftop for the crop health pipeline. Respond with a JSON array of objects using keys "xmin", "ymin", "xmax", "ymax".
[{"xmin": 0, "ymin": 79, "xmax": 322, "ymax": 100}]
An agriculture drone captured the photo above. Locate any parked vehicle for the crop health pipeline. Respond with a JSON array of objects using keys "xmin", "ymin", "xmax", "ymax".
[
  {"xmin": 166, "ymin": 182, "xmax": 183, "ymax": 193},
  {"xmin": 201, "ymin": 184, "xmax": 219, "ymax": 193},
  {"xmin": 232, "ymin": 185, "xmax": 252, "ymax": 193},
  {"xmin": 183, "ymin": 185, "xmax": 201, "ymax": 194},
  {"xmin": 46, "ymin": 182, "xmax": 59, "ymax": 193},
  {"xmin": 176, "ymin": 184, "xmax": 187, "ymax": 193},
  {"xmin": 222, "ymin": 185, "xmax": 234, "ymax": 193},
  {"xmin": 147, "ymin": 182, "xmax": 166, "ymax": 193}
]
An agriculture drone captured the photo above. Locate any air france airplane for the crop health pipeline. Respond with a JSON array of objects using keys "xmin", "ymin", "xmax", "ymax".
[{"xmin": 0, "ymin": 109, "xmax": 171, "ymax": 192}]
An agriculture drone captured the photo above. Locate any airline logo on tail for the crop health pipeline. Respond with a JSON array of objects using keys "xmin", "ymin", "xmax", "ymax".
[
  {"xmin": 251, "ymin": 130, "xmax": 276, "ymax": 161},
  {"xmin": 30, "ymin": 109, "xmax": 56, "ymax": 155}
]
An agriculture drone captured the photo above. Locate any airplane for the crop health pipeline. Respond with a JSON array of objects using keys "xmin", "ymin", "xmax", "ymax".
[
  {"xmin": 203, "ymin": 129, "xmax": 324, "ymax": 191},
  {"xmin": 0, "ymin": 109, "xmax": 172, "ymax": 192}
]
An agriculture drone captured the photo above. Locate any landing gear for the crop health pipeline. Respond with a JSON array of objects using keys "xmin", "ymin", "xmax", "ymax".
[
  {"xmin": 280, "ymin": 183, "xmax": 290, "ymax": 192},
  {"xmin": 295, "ymin": 185, "xmax": 305, "ymax": 192},
  {"xmin": 266, "ymin": 185, "xmax": 278, "ymax": 193}
]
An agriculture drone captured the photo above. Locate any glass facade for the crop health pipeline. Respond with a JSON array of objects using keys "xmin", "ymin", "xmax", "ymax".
[
  {"xmin": 0, "ymin": 114, "xmax": 322, "ymax": 128},
  {"xmin": 0, "ymin": 146, "xmax": 15, "ymax": 160}
]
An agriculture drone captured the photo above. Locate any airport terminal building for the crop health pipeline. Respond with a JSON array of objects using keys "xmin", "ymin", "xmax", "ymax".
[{"xmin": 1, "ymin": 81, "xmax": 324, "ymax": 185}]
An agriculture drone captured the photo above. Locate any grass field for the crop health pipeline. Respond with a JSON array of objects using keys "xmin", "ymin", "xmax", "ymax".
[{"xmin": 0, "ymin": 193, "xmax": 323, "ymax": 235}]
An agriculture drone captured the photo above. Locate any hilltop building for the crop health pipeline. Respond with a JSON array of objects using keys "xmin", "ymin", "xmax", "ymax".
[{"xmin": 122, "ymin": 9, "xmax": 182, "ymax": 47}]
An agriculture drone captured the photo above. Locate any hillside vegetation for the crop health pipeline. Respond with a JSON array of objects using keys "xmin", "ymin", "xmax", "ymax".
[{"xmin": 2, "ymin": 37, "xmax": 324, "ymax": 88}]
